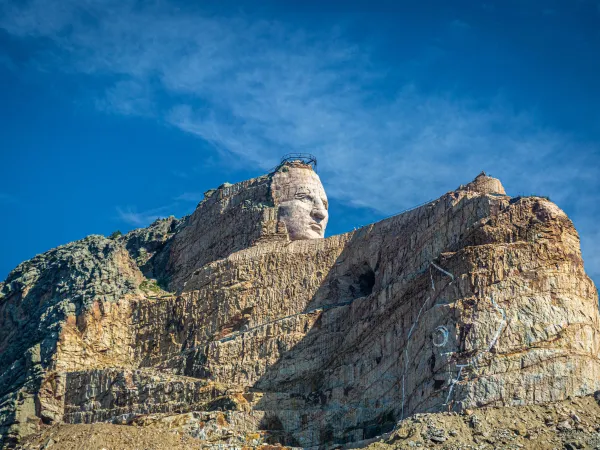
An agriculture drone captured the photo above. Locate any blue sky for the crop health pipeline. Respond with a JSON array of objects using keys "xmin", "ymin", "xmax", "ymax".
[{"xmin": 1, "ymin": 0, "xmax": 599, "ymax": 288}]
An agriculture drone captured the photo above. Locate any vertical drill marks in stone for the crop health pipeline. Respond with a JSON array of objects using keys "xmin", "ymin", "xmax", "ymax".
[
  {"xmin": 487, "ymin": 294, "xmax": 506, "ymax": 352},
  {"xmin": 401, "ymin": 260, "xmax": 455, "ymax": 419},
  {"xmin": 444, "ymin": 294, "xmax": 507, "ymax": 406}
]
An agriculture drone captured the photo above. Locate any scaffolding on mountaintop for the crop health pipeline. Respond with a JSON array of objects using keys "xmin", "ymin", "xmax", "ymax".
[{"xmin": 271, "ymin": 153, "xmax": 318, "ymax": 173}]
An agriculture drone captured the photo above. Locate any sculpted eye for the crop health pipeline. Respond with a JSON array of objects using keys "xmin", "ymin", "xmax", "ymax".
[
  {"xmin": 295, "ymin": 193, "xmax": 312, "ymax": 201},
  {"xmin": 323, "ymin": 200, "xmax": 328, "ymax": 209}
]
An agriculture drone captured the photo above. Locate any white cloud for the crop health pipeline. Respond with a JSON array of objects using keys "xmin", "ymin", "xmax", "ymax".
[
  {"xmin": 96, "ymin": 79, "xmax": 156, "ymax": 117},
  {"xmin": 116, "ymin": 206, "xmax": 168, "ymax": 227},
  {"xmin": 1, "ymin": 0, "xmax": 599, "ymax": 283},
  {"xmin": 174, "ymin": 192, "xmax": 203, "ymax": 202}
]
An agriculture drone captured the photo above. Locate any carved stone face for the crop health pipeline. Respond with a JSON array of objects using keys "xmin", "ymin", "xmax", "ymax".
[{"xmin": 272, "ymin": 166, "xmax": 329, "ymax": 240}]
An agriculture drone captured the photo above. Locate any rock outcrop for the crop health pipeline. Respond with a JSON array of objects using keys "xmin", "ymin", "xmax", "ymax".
[
  {"xmin": 0, "ymin": 165, "xmax": 598, "ymax": 449},
  {"xmin": 0, "ymin": 236, "xmax": 144, "ymax": 446}
]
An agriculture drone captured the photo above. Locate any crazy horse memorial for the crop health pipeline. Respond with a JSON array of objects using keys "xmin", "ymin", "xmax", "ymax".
[{"xmin": 1, "ymin": 156, "xmax": 599, "ymax": 449}]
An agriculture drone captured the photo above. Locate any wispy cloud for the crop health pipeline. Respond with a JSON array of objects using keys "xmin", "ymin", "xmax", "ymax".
[
  {"xmin": 1, "ymin": 0, "xmax": 599, "ymax": 282},
  {"xmin": 175, "ymin": 192, "xmax": 203, "ymax": 202},
  {"xmin": 116, "ymin": 194, "xmax": 200, "ymax": 228},
  {"xmin": 116, "ymin": 206, "xmax": 170, "ymax": 227},
  {"xmin": 95, "ymin": 79, "xmax": 156, "ymax": 117}
]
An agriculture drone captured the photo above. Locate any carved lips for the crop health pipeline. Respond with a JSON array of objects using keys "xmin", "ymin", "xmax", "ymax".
[{"xmin": 310, "ymin": 222, "xmax": 323, "ymax": 233}]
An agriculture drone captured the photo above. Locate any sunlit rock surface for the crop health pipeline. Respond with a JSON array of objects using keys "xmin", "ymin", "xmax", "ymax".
[{"xmin": 1, "ymin": 167, "xmax": 598, "ymax": 448}]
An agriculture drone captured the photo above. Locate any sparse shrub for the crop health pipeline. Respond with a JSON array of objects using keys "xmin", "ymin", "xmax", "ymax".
[
  {"xmin": 108, "ymin": 230, "xmax": 122, "ymax": 239},
  {"xmin": 527, "ymin": 194, "xmax": 551, "ymax": 201},
  {"xmin": 139, "ymin": 279, "xmax": 162, "ymax": 294}
]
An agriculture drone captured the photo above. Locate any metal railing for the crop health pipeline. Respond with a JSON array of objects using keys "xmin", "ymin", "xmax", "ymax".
[{"xmin": 270, "ymin": 153, "xmax": 318, "ymax": 173}]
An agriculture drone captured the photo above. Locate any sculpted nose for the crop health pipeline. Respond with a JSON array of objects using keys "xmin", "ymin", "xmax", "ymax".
[
  {"xmin": 311, "ymin": 199, "xmax": 327, "ymax": 221},
  {"xmin": 312, "ymin": 207, "xmax": 327, "ymax": 221}
]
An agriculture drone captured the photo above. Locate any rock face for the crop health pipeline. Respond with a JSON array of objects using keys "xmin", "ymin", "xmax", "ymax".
[
  {"xmin": 0, "ymin": 236, "xmax": 144, "ymax": 446},
  {"xmin": 0, "ymin": 164, "xmax": 598, "ymax": 449},
  {"xmin": 165, "ymin": 162, "xmax": 328, "ymax": 292}
]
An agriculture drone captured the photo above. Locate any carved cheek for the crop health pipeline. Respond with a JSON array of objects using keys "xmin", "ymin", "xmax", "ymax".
[
  {"xmin": 281, "ymin": 201, "xmax": 312, "ymax": 228},
  {"xmin": 294, "ymin": 199, "xmax": 314, "ymax": 213}
]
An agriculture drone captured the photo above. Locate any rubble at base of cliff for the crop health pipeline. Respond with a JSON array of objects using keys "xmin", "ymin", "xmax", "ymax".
[{"xmin": 15, "ymin": 395, "xmax": 600, "ymax": 450}]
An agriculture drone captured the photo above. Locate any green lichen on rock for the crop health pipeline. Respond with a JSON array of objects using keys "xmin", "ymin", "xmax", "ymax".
[
  {"xmin": 139, "ymin": 279, "xmax": 163, "ymax": 294},
  {"xmin": 108, "ymin": 230, "xmax": 123, "ymax": 240}
]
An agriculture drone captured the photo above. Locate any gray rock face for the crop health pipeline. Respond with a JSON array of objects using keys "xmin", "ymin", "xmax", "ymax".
[
  {"xmin": 0, "ymin": 236, "xmax": 143, "ymax": 447},
  {"xmin": 119, "ymin": 216, "xmax": 185, "ymax": 284}
]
